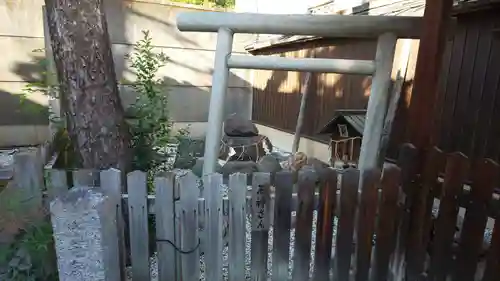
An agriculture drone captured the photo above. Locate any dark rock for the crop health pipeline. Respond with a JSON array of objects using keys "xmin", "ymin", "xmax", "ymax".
[
  {"xmin": 191, "ymin": 158, "xmax": 222, "ymax": 178},
  {"xmin": 224, "ymin": 114, "xmax": 259, "ymax": 137},
  {"xmin": 257, "ymin": 154, "xmax": 282, "ymax": 173}
]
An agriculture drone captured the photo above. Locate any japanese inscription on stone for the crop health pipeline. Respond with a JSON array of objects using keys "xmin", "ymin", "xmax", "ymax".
[{"xmin": 251, "ymin": 184, "xmax": 270, "ymax": 231}]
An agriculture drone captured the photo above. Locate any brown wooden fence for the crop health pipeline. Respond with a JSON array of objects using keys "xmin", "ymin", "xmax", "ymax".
[{"xmin": 393, "ymin": 143, "xmax": 500, "ymax": 281}]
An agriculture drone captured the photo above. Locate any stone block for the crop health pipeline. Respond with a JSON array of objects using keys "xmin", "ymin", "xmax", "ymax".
[{"xmin": 50, "ymin": 186, "xmax": 121, "ymax": 281}]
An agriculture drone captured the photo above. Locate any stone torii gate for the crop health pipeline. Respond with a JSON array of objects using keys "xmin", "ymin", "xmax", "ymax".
[{"xmin": 176, "ymin": 12, "xmax": 423, "ymax": 175}]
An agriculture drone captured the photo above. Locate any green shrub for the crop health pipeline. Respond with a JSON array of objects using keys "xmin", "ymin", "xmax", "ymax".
[
  {"xmin": 0, "ymin": 194, "xmax": 57, "ymax": 281},
  {"xmin": 126, "ymin": 30, "xmax": 190, "ymax": 178}
]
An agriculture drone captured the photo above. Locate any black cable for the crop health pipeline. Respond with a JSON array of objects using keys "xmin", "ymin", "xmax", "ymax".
[{"xmin": 156, "ymin": 238, "xmax": 201, "ymax": 254}]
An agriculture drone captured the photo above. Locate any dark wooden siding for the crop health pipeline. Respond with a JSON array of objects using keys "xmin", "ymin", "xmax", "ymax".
[
  {"xmin": 433, "ymin": 7, "xmax": 500, "ymax": 162},
  {"xmin": 252, "ymin": 39, "xmax": 377, "ymax": 138}
]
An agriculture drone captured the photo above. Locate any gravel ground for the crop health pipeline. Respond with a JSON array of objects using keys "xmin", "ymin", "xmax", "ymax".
[
  {"xmin": 126, "ymin": 175, "xmax": 340, "ymax": 281},
  {"xmin": 126, "ymin": 211, "xmax": 334, "ymax": 281}
]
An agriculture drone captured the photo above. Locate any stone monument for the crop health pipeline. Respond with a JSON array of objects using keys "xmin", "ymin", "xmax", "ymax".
[{"xmin": 50, "ymin": 186, "xmax": 121, "ymax": 281}]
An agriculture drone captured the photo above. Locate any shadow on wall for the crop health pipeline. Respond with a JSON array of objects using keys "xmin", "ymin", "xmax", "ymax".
[
  {"xmin": 7, "ymin": 50, "xmax": 251, "ymax": 129},
  {"xmin": 2, "ymin": 53, "xmax": 49, "ymax": 126},
  {"xmin": 0, "ymin": 90, "xmax": 48, "ymax": 126},
  {"xmin": 2, "ymin": 0, "xmax": 252, "ymax": 133}
]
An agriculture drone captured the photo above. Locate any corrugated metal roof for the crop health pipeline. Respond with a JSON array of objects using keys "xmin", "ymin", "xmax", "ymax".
[{"xmin": 318, "ymin": 110, "xmax": 366, "ymax": 135}]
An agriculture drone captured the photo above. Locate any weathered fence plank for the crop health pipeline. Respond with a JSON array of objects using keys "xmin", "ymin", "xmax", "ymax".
[
  {"xmin": 251, "ymin": 172, "xmax": 272, "ymax": 281},
  {"xmin": 428, "ymin": 152, "xmax": 469, "ymax": 281},
  {"xmin": 371, "ymin": 164, "xmax": 401, "ymax": 281},
  {"xmin": 453, "ymin": 159, "xmax": 499, "ymax": 281},
  {"xmin": 154, "ymin": 173, "xmax": 176, "ymax": 281},
  {"xmin": 45, "ymin": 169, "xmax": 68, "ymax": 201},
  {"xmin": 127, "ymin": 171, "xmax": 150, "ymax": 281},
  {"xmin": 391, "ymin": 143, "xmax": 418, "ymax": 279},
  {"xmin": 229, "ymin": 173, "xmax": 248, "ymax": 281},
  {"xmin": 406, "ymin": 147, "xmax": 444, "ymax": 280},
  {"xmin": 272, "ymin": 171, "xmax": 294, "ymax": 281},
  {"xmin": 100, "ymin": 168, "xmax": 125, "ymax": 281},
  {"xmin": 483, "ymin": 220, "xmax": 500, "ymax": 281},
  {"xmin": 180, "ymin": 171, "xmax": 200, "ymax": 281},
  {"xmin": 13, "ymin": 151, "xmax": 44, "ymax": 208},
  {"xmin": 174, "ymin": 200, "xmax": 182, "ymax": 281},
  {"xmin": 355, "ymin": 169, "xmax": 380, "ymax": 281},
  {"xmin": 313, "ymin": 168, "xmax": 338, "ymax": 281},
  {"xmin": 73, "ymin": 169, "xmax": 99, "ymax": 187},
  {"xmin": 292, "ymin": 169, "xmax": 317, "ymax": 281},
  {"xmin": 335, "ymin": 168, "xmax": 360, "ymax": 281},
  {"xmin": 204, "ymin": 173, "xmax": 224, "ymax": 281}
]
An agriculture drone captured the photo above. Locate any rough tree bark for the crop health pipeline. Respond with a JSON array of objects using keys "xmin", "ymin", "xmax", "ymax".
[{"xmin": 45, "ymin": 0, "xmax": 131, "ymax": 171}]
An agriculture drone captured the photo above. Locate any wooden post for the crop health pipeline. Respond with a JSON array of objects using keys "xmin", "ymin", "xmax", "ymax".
[
  {"xmin": 406, "ymin": 0, "xmax": 454, "ymax": 149},
  {"xmin": 13, "ymin": 151, "xmax": 44, "ymax": 209},
  {"xmin": 358, "ymin": 32, "xmax": 398, "ymax": 172},
  {"xmin": 378, "ymin": 38, "xmax": 414, "ymax": 167},
  {"xmin": 292, "ymin": 72, "xmax": 313, "ymax": 154}
]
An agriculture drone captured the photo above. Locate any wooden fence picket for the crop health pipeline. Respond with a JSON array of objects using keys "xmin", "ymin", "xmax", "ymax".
[
  {"xmin": 483, "ymin": 220, "xmax": 500, "ymax": 281},
  {"xmin": 127, "ymin": 170, "xmax": 150, "ymax": 281},
  {"xmin": 154, "ymin": 173, "xmax": 176, "ymax": 281},
  {"xmin": 371, "ymin": 164, "xmax": 401, "ymax": 281},
  {"xmin": 13, "ymin": 151, "xmax": 44, "ymax": 209},
  {"xmin": 174, "ymin": 200, "xmax": 183, "ymax": 281},
  {"xmin": 251, "ymin": 172, "xmax": 272, "ymax": 281},
  {"xmin": 405, "ymin": 147, "xmax": 444, "ymax": 280},
  {"xmin": 228, "ymin": 173, "xmax": 247, "ymax": 281},
  {"xmin": 428, "ymin": 152, "xmax": 469, "ymax": 281},
  {"xmin": 203, "ymin": 173, "xmax": 224, "ymax": 281},
  {"xmin": 292, "ymin": 169, "xmax": 317, "ymax": 281},
  {"xmin": 72, "ymin": 169, "xmax": 99, "ymax": 187},
  {"xmin": 179, "ymin": 171, "xmax": 200, "ymax": 281},
  {"xmin": 313, "ymin": 169, "xmax": 338, "ymax": 281},
  {"xmin": 335, "ymin": 168, "xmax": 359, "ymax": 281},
  {"xmin": 392, "ymin": 143, "xmax": 418, "ymax": 279},
  {"xmin": 272, "ymin": 171, "xmax": 294, "ymax": 281},
  {"xmin": 45, "ymin": 169, "xmax": 68, "ymax": 201},
  {"xmin": 453, "ymin": 159, "xmax": 499, "ymax": 281},
  {"xmin": 355, "ymin": 169, "xmax": 380, "ymax": 281},
  {"xmin": 100, "ymin": 168, "xmax": 125, "ymax": 281}
]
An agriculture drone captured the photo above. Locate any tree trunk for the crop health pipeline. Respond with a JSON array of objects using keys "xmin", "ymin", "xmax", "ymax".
[{"xmin": 45, "ymin": 0, "xmax": 131, "ymax": 171}]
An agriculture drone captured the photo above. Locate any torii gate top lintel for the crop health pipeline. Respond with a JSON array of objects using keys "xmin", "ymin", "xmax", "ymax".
[
  {"xmin": 177, "ymin": 12, "xmax": 423, "ymax": 39},
  {"xmin": 175, "ymin": 12, "xmax": 423, "ymax": 176}
]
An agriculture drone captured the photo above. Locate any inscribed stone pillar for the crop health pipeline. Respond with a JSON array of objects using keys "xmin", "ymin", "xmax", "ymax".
[{"xmin": 50, "ymin": 186, "xmax": 120, "ymax": 281}]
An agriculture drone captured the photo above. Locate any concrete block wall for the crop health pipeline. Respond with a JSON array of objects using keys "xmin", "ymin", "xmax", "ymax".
[{"xmin": 0, "ymin": 0, "xmax": 253, "ymax": 147}]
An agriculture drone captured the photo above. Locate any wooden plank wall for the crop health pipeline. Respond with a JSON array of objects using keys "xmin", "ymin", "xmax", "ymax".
[
  {"xmin": 251, "ymin": 38, "xmax": 377, "ymax": 137},
  {"xmin": 433, "ymin": 7, "xmax": 500, "ymax": 164},
  {"xmin": 251, "ymin": 37, "xmax": 420, "ymax": 159}
]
